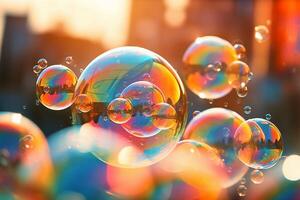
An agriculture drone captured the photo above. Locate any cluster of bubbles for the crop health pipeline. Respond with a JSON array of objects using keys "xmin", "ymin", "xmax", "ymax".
[
  {"xmin": 182, "ymin": 36, "xmax": 253, "ymax": 100},
  {"xmin": 25, "ymin": 31, "xmax": 286, "ymax": 199}
]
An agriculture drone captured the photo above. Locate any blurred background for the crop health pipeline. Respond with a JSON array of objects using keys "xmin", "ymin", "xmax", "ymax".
[{"xmin": 0, "ymin": 0, "xmax": 300, "ymax": 199}]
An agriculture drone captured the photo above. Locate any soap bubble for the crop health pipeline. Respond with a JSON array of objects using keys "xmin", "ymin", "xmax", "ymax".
[
  {"xmin": 234, "ymin": 118, "xmax": 283, "ymax": 169},
  {"xmin": 151, "ymin": 102, "xmax": 176, "ymax": 130},
  {"xmin": 265, "ymin": 113, "xmax": 272, "ymax": 120},
  {"xmin": 182, "ymin": 36, "xmax": 238, "ymax": 99},
  {"xmin": 240, "ymin": 177, "xmax": 246, "ymax": 185},
  {"xmin": 237, "ymin": 184, "xmax": 247, "ymax": 197},
  {"xmin": 107, "ymin": 97, "xmax": 133, "ymax": 124},
  {"xmin": 65, "ymin": 56, "xmax": 73, "ymax": 65},
  {"xmin": 244, "ymin": 105, "xmax": 252, "ymax": 114},
  {"xmin": 33, "ymin": 65, "xmax": 41, "ymax": 74},
  {"xmin": 36, "ymin": 64, "xmax": 77, "ymax": 110},
  {"xmin": 37, "ymin": 58, "xmax": 48, "ymax": 69},
  {"xmin": 234, "ymin": 44, "xmax": 246, "ymax": 59},
  {"xmin": 250, "ymin": 169, "xmax": 264, "ymax": 184},
  {"xmin": 237, "ymin": 86, "xmax": 248, "ymax": 98},
  {"xmin": 74, "ymin": 94, "xmax": 93, "ymax": 113},
  {"xmin": 226, "ymin": 60, "xmax": 251, "ymax": 89},
  {"xmin": 255, "ymin": 25, "xmax": 269, "ymax": 43},
  {"xmin": 120, "ymin": 81, "xmax": 165, "ymax": 137},
  {"xmin": 0, "ymin": 112, "xmax": 53, "ymax": 198},
  {"xmin": 183, "ymin": 108, "xmax": 248, "ymax": 188},
  {"xmin": 73, "ymin": 46, "xmax": 187, "ymax": 168}
]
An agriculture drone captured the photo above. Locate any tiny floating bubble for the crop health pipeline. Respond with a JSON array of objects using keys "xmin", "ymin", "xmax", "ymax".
[
  {"xmin": 240, "ymin": 177, "xmax": 246, "ymax": 185},
  {"xmin": 43, "ymin": 86, "xmax": 50, "ymax": 94},
  {"xmin": 237, "ymin": 86, "xmax": 248, "ymax": 98},
  {"xmin": 36, "ymin": 99, "xmax": 40, "ymax": 106},
  {"xmin": 224, "ymin": 101, "xmax": 228, "ymax": 108},
  {"xmin": 33, "ymin": 65, "xmax": 41, "ymax": 74},
  {"xmin": 250, "ymin": 169, "xmax": 264, "ymax": 184},
  {"xmin": 234, "ymin": 44, "xmax": 246, "ymax": 60},
  {"xmin": 19, "ymin": 135, "xmax": 34, "ymax": 150},
  {"xmin": 80, "ymin": 68, "xmax": 84, "ymax": 73},
  {"xmin": 265, "ymin": 113, "xmax": 272, "ymax": 120},
  {"xmin": 208, "ymin": 99, "xmax": 213, "ymax": 105},
  {"xmin": 22, "ymin": 105, "xmax": 27, "ymax": 110},
  {"xmin": 237, "ymin": 184, "xmax": 247, "ymax": 197},
  {"xmin": 65, "ymin": 56, "xmax": 73, "ymax": 65},
  {"xmin": 37, "ymin": 58, "xmax": 48, "ymax": 69},
  {"xmin": 244, "ymin": 105, "xmax": 252, "ymax": 115},
  {"xmin": 255, "ymin": 25, "xmax": 269, "ymax": 43}
]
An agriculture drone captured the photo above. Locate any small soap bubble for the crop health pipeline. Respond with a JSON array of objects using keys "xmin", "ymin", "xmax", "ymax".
[
  {"xmin": 248, "ymin": 72, "xmax": 254, "ymax": 81},
  {"xmin": 244, "ymin": 105, "xmax": 252, "ymax": 115},
  {"xmin": 20, "ymin": 134, "xmax": 34, "ymax": 150},
  {"xmin": 237, "ymin": 86, "xmax": 248, "ymax": 98},
  {"xmin": 107, "ymin": 97, "xmax": 133, "ymax": 124},
  {"xmin": 37, "ymin": 58, "xmax": 48, "ymax": 69},
  {"xmin": 208, "ymin": 99, "xmax": 213, "ymax": 104},
  {"xmin": 240, "ymin": 177, "xmax": 246, "ymax": 185},
  {"xmin": 237, "ymin": 184, "xmax": 247, "ymax": 197},
  {"xmin": 80, "ymin": 68, "xmax": 84, "ymax": 73},
  {"xmin": 142, "ymin": 73, "xmax": 151, "ymax": 81},
  {"xmin": 22, "ymin": 105, "xmax": 27, "ymax": 110},
  {"xmin": 65, "ymin": 56, "xmax": 73, "ymax": 65},
  {"xmin": 33, "ymin": 65, "xmax": 41, "ymax": 74},
  {"xmin": 36, "ymin": 99, "xmax": 40, "ymax": 106},
  {"xmin": 43, "ymin": 86, "xmax": 50, "ymax": 94},
  {"xmin": 255, "ymin": 25, "xmax": 269, "ymax": 43},
  {"xmin": 234, "ymin": 44, "xmax": 246, "ymax": 59},
  {"xmin": 265, "ymin": 113, "xmax": 272, "ymax": 120},
  {"xmin": 224, "ymin": 102, "xmax": 228, "ymax": 108},
  {"xmin": 192, "ymin": 110, "xmax": 200, "ymax": 117},
  {"xmin": 74, "ymin": 94, "xmax": 93, "ymax": 113},
  {"xmin": 250, "ymin": 169, "xmax": 264, "ymax": 184},
  {"xmin": 204, "ymin": 64, "xmax": 218, "ymax": 80}
]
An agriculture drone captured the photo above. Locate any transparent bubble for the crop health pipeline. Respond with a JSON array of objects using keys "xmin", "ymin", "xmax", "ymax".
[
  {"xmin": 19, "ymin": 134, "xmax": 34, "ymax": 151},
  {"xmin": 192, "ymin": 110, "xmax": 200, "ymax": 117},
  {"xmin": 182, "ymin": 36, "xmax": 238, "ymax": 100},
  {"xmin": 237, "ymin": 184, "xmax": 247, "ymax": 197},
  {"xmin": 255, "ymin": 25, "xmax": 269, "ymax": 43},
  {"xmin": 120, "ymin": 81, "xmax": 165, "ymax": 137},
  {"xmin": 65, "ymin": 56, "xmax": 73, "ymax": 65},
  {"xmin": 224, "ymin": 102, "xmax": 228, "ymax": 108},
  {"xmin": 234, "ymin": 118, "xmax": 283, "ymax": 169},
  {"xmin": 265, "ymin": 113, "xmax": 271, "ymax": 120},
  {"xmin": 74, "ymin": 94, "xmax": 93, "ymax": 113},
  {"xmin": 243, "ymin": 105, "xmax": 252, "ymax": 115},
  {"xmin": 73, "ymin": 46, "xmax": 187, "ymax": 168},
  {"xmin": 234, "ymin": 44, "xmax": 246, "ymax": 60},
  {"xmin": 142, "ymin": 73, "xmax": 151, "ymax": 81},
  {"xmin": 226, "ymin": 61, "xmax": 251, "ymax": 89},
  {"xmin": 22, "ymin": 105, "xmax": 27, "ymax": 110},
  {"xmin": 151, "ymin": 103, "xmax": 176, "ymax": 130},
  {"xmin": 240, "ymin": 177, "xmax": 246, "ymax": 185},
  {"xmin": 33, "ymin": 65, "xmax": 42, "ymax": 74},
  {"xmin": 37, "ymin": 58, "xmax": 48, "ymax": 69},
  {"xmin": 183, "ymin": 108, "xmax": 248, "ymax": 188},
  {"xmin": 204, "ymin": 64, "xmax": 218, "ymax": 81},
  {"xmin": 237, "ymin": 86, "xmax": 248, "ymax": 98},
  {"xmin": 209, "ymin": 99, "xmax": 213, "ymax": 105},
  {"xmin": 80, "ymin": 68, "xmax": 84, "ymax": 73},
  {"xmin": 250, "ymin": 169, "xmax": 264, "ymax": 184},
  {"xmin": 0, "ymin": 112, "xmax": 53, "ymax": 197},
  {"xmin": 248, "ymin": 72, "xmax": 254, "ymax": 81},
  {"xmin": 107, "ymin": 97, "xmax": 133, "ymax": 124},
  {"xmin": 36, "ymin": 64, "xmax": 77, "ymax": 110}
]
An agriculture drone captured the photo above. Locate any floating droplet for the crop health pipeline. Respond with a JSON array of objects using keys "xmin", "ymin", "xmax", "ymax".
[
  {"xmin": 244, "ymin": 105, "xmax": 252, "ymax": 115},
  {"xmin": 237, "ymin": 184, "xmax": 247, "ymax": 197},
  {"xmin": 151, "ymin": 102, "xmax": 176, "ymax": 130},
  {"xmin": 250, "ymin": 169, "xmax": 264, "ymax": 184},
  {"xmin": 227, "ymin": 61, "xmax": 250, "ymax": 89},
  {"xmin": 37, "ymin": 58, "xmax": 48, "ymax": 69}
]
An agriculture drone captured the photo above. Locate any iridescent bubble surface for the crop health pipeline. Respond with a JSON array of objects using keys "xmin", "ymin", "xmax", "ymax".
[
  {"xmin": 73, "ymin": 46, "xmax": 187, "ymax": 167},
  {"xmin": 234, "ymin": 118, "xmax": 283, "ymax": 169},
  {"xmin": 107, "ymin": 97, "xmax": 133, "ymax": 124},
  {"xmin": 120, "ymin": 81, "xmax": 165, "ymax": 137},
  {"xmin": 0, "ymin": 112, "xmax": 53, "ymax": 199},
  {"xmin": 182, "ymin": 36, "xmax": 238, "ymax": 99},
  {"xmin": 74, "ymin": 94, "xmax": 93, "ymax": 113},
  {"xmin": 151, "ymin": 103, "xmax": 177, "ymax": 130},
  {"xmin": 226, "ymin": 60, "xmax": 251, "ymax": 89},
  {"xmin": 36, "ymin": 65, "xmax": 77, "ymax": 110},
  {"xmin": 234, "ymin": 44, "xmax": 246, "ymax": 60},
  {"xmin": 250, "ymin": 169, "xmax": 264, "ymax": 184},
  {"xmin": 183, "ymin": 108, "xmax": 248, "ymax": 188}
]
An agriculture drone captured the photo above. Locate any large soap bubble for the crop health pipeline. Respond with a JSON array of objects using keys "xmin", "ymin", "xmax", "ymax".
[
  {"xmin": 234, "ymin": 118, "xmax": 283, "ymax": 169},
  {"xmin": 36, "ymin": 64, "xmax": 77, "ymax": 110},
  {"xmin": 0, "ymin": 112, "xmax": 53, "ymax": 199},
  {"xmin": 182, "ymin": 36, "xmax": 238, "ymax": 99},
  {"xmin": 73, "ymin": 46, "xmax": 187, "ymax": 168},
  {"xmin": 183, "ymin": 108, "xmax": 248, "ymax": 188}
]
